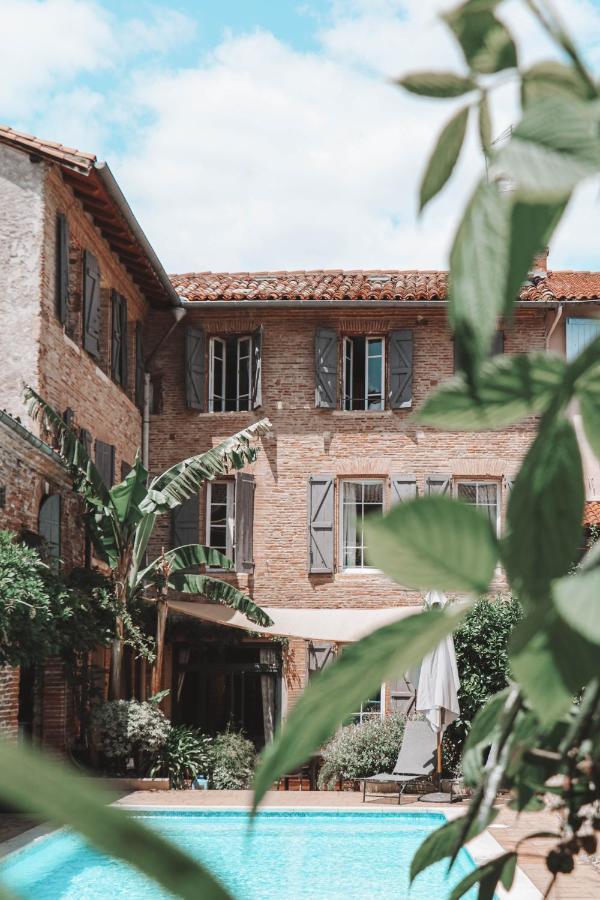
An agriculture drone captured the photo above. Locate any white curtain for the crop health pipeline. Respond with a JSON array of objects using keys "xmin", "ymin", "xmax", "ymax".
[
  {"xmin": 260, "ymin": 647, "xmax": 277, "ymax": 744},
  {"xmin": 343, "ymin": 483, "xmax": 358, "ymax": 567}
]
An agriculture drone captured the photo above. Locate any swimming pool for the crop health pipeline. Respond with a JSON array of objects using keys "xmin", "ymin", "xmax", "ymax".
[{"xmin": 1, "ymin": 809, "xmax": 483, "ymax": 899}]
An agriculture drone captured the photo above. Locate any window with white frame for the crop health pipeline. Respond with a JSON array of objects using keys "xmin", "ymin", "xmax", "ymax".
[
  {"xmin": 209, "ymin": 335, "xmax": 253, "ymax": 412},
  {"xmin": 206, "ymin": 480, "xmax": 235, "ymax": 560},
  {"xmin": 340, "ymin": 480, "xmax": 384, "ymax": 569},
  {"xmin": 455, "ymin": 481, "xmax": 499, "ymax": 533},
  {"xmin": 343, "ymin": 336, "xmax": 385, "ymax": 411},
  {"xmin": 352, "ymin": 687, "xmax": 383, "ymax": 724}
]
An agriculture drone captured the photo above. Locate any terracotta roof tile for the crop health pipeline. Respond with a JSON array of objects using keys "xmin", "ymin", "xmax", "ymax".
[
  {"xmin": 583, "ymin": 502, "xmax": 600, "ymax": 526},
  {"xmin": 171, "ymin": 269, "xmax": 600, "ymax": 303},
  {"xmin": 0, "ymin": 124, "xmax": 95, "ymax": 173}
]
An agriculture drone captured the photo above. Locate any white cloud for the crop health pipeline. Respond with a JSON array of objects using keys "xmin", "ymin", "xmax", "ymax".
[{"xmin": 0, "ymin": 0, "xmax": 113, "ymax": 119}]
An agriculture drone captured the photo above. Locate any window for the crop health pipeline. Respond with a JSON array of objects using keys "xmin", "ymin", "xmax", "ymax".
[
  {"xmin": 352, "ymin": 687, "xmax": 383, "ymax": 724},
  {"xmin": 343, "ymin": 336, "xmax": 384, "ymax": 410},
  {"xmin": 340, "ymin": 480, "xmax": 384, "ymax": 570},
  {"xmin": 111, "ymin": 291, "xmax": 128, "ymax": 387},
  {"xmin": 209, "ymin": 335, "xmax": 253, "ymax": 412},
  {"xmin": 566, "ymin": 317, "xmax": 600, "ymax": 361},
  {"xmin": 456, "ymin": 481, "xmax": 499, "ymax": 532},
  {"xmin": 38, "ymin": 494, "xmax": 61, "ymax": 561},
  {"xmin": 206, "ymin": 480, "xmax": 235, "ymax": 560},
  {"xmin": 95, "ymin": 440, "xmax": 115, "ymax": 487}
]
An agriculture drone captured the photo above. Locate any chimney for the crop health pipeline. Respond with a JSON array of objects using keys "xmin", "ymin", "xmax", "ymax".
[{"xmin": 531, "ymin": 247, "xmax": 549, "ymax": 278}]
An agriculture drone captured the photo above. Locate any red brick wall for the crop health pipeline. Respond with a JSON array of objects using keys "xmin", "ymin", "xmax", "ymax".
[
  {"xmin": 0, "ymin": 667, "xmax": 20, "ymax": 739},
  {"xmin": 147, "ymin": 305, "xmax": 548, "ymax": 706}
]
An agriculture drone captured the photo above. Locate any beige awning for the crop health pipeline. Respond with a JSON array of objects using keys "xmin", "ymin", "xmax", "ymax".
[{"xmin": 167, "ymin": 601, "xmax": 421, "ymax": 643}]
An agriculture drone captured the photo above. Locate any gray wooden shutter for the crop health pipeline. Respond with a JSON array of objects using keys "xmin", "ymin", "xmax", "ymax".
[
  {"xmin": 121, "ymin": 296, "xmax": 128, "ymax": 389},
  {"xmin": 111, "ymin": 291, "xmax": 122, "ymax": 383},
  {"xmin": 95, "ymin": 440, "xmax": 115, "ymax": 487},
  {"xmin": 83, "ymin": 250, "xmax": 101, "ymax": 358},
  {"xmin": 171, "ymin": 494, "xmax": 199, "ymax": 548},
  {"xmin": 308, "ymin": 642, "xmax": 336, "ymax": 679},
  {"xmin": 426, "ymin": 473, "xmax": 451, "ymax": 495},
  {"xmin": 56, "ymin": 213, "xmax": 69, "ymax": 324},
  {"xmin": 492, "ymin": 330, "xmax": 504, "ymax": 355},
  {"xmin": 252, "ymin": 326, "xmax": 263, "ymax": 409},
  {"xmin": 235, "ymin": 473, "xmax": 255, "ymax": 573},
  {"xmin": 315, "ymin": 328, "xmax": 337, "ymax": 409},
  {"xmin": 135, "ymin": 321, "xmax": 144, "ymax": 410},
  {"xmin": 390, "ymin": 475, "xmax": 417, "ymax": 505},
  {"xmin": 185, "ymin": 327, "xmax": 205, "ymax": 410},
  {"xmin": 80, "ymin": 428, "xmax": 92, "ymax": 458},
  {"xmin": 308, "ymin": 475, "xmax": 335, "ymax": 573},
  {"xmin": 39, "ymin": 495, "xmax": 61, "ymax": 560},
  {"xmin": 389, "ymin": 329, "xmax": 413, "ymax": 408}
]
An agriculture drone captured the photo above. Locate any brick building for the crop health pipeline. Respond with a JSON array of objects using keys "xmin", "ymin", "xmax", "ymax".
[{"xmin": 1, "ymin": 125, "xmax": 600, "ymax": 751}]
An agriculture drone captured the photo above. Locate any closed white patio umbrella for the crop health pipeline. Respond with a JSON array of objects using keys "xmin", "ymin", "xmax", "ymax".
[{"xmin": 415, "ymin": 590, "xmax": 461, "ymax": 801}]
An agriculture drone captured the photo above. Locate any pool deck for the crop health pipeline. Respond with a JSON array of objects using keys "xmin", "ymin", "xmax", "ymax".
[{"xmin": 2, "ymin": 791, "xmax": 599, "ymax": 899}]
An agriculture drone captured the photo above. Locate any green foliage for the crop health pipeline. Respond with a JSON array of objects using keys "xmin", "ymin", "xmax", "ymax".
[
  {"xmin": 444, "ymin": 597, "xmax": 522, "ymax": 771},
  {"xmin": 0, "ymin": 532, "xmax": 117, "ymax": 668},
  {"xmin": 365, "ymin": 497, "xmax": 498, "ymax": 592},
  {"xmin": 0, "ymin": 738, "xmax": 231, "ymax": 899},
  {"xmin": 150, "ymin": 726, "xmax": 212, "ymax": 789},
  {"xmin": 91, "ymin": 700, "xmax": 171, "ymax": 773},
  {"xmin": 318, "ymin": 714, "xmax": 406, "ymax": 789},
  {"xmin": 252, "ymin": 4, "xmax": 600, "ymax": 897},
  {"xmin": 210, "ymin": 730, "xmax": 256, "ymax": 790},
  {"xmin": 419, "ymin": 105, "xmax": 469, "ymax": 212}
]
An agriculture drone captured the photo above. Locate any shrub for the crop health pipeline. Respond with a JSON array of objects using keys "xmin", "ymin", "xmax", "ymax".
[
  {"xmin": 210, "ymin": 729, "xmax": 256, "ymax": 789},
  {"xmin": 91, "ymin": 700, "xmax": 171, "ymax": 774},
  {"xmin": 318, "ymin": 714, "xmax": 405, "ymax": 789},
  {"xmin": 150, "ymin": 726, "xmax": 212, "ymax": 789},
  {"xmin": 443, "ymin": 595, "xmax": 523, "ymax": 772}
]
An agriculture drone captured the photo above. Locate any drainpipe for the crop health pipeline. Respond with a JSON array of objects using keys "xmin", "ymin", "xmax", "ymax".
[
  {"xmin": 142, "ymin": 305, "xmax": 187, "ymax": 469},
  {"xmin": 546, "ymin": 302, "xmax": 564, "ymax": 351}
]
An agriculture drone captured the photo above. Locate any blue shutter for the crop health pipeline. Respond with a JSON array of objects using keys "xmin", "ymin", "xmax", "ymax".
[{"xmin": 566, "ymin": 317, "xmax": 600, "ymax": 361}]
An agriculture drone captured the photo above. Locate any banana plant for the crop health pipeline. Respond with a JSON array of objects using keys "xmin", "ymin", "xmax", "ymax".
[{"xmin": 25, "ymin": 386, "xmax": 273, "ymax": 699}]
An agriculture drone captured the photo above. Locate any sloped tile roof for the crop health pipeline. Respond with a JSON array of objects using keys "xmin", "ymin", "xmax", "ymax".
[
  {"xmin": 583, "ymin": 502, "xmax": 600, "ymax": 527},
  {"xmin": 172, "ymin": 269, "xmax": 600, "ymax": 303},
  {"xmin": 0, "ymin": 124, "xmax": 95, "ymax": 173}
]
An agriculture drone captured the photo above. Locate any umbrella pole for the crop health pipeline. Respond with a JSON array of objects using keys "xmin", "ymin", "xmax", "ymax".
[{"xmin": 437, "ymin": 732, "xmax": 442, "ymax": 790}]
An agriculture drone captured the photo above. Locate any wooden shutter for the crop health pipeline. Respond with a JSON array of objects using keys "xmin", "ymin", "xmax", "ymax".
[
  {"xmin": 308, "ymin": 475, "xmax": 335, "ymax": 573},
  {"xmin": 390, "ymin": 475, "xmax": 417, "ymax": 505},
  {"xmin": 95, "ymin": 440, "xmax": 115, "ymax": 487},
  {"xmin": 252, "ymin": 326, "xmax": 263, "ymax": 409},
  {"xmin": 121, "ymin": 460, "xmax": 132, "ymax": 482},
  {"xmin": 492, "ymin": 330, "xmax": 504, "ymax": 355},
  {"xmin": 39, "ymin": 495, "xmax": 61, "ymax": 560},
  {"xmin": 389, "ymin": 330, "xmax": 413, "ymax": 409},
  {"xmin": 426, "ymin": 473, "xmax": 451, "ymax": 495},
  {"xmin": 315, "ymin": 328, "xmax": 337, "ymax": 409},
  {"xmin": 56, "ymin": 213, "xmax": 69, "ymax": 324},
  {"xmin": 135, "ymin": 321, "xmax": 144, "ymax": 410},
  {"xmin": 111, "ymin": 291, "xmax": 122, "ymax": 383},
  {"xmin": 171, "ymin": 494, "xmax": 199, "ymax": 548},
  {"xmin": 235, "ymin": 473, "xmax": 255, "ymax": 573},
  {"xmin": 185, "ymin": 327, "xmax": 205, "ymax": 410},
  {"xmin": 83, "ymin": 250, "xmax": 101, "ymax": 358},
  {"xmin": 121, "ymin": 296, "xmax": 128, "ymax": 388},
  {"xmin": 80, "ymin": 428, "xmax": 92, "ymax": 458},
  {"xmin": 308, "ymin": 642, "xmax": 336, "ymax": 678}
]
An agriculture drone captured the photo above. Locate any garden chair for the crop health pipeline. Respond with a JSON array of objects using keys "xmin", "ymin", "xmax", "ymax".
[{"xmin": 362, "ymin": 720, "xmax": 437, "ymax": 804}]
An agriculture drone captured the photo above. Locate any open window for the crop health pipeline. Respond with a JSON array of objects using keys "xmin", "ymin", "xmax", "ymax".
[
  {"xmin": 343, "ymin": 336, "xmax": 384, "ymax": 411},
  {"xmin": 340, "ymin": 479, "xmax": 384, "ymax": 570},
  {"xmin": 208, "ymin": 331, "xmax": 261, "ymax": 412},
  {"xmin": 455, "ymin": 480, "xmax": 500, "ymax": 534},
  {"xmin": 206, "ymin": 480, "xmax": 235, "ymax": 560}
]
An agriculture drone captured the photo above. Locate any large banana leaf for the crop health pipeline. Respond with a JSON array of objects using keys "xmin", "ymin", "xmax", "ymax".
[
  {"xmin": 138, "ymin": 544, "xmax": 234, "ymax": 585},
  {"xmin": 140, "ymin": 419, "xmax": 272, "ymax": 515},
  {"xmin": 168, "ymin": 573, "xmax": 273, "ymax": 627},
  {"xmin": 128, "ymin": 512, "xmax": 156, "ymax": 592},
  {"xmin": 25, "ymin": 386, "xmax": 114, "ymax": 511},
  {"xmin": 110, "ymin": 454, "xmax": 149, "ymax": 532}
]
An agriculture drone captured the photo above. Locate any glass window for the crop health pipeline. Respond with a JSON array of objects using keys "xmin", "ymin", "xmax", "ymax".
[
  {"xmin": 209, "ymin": 335, "xmax": 252, "ymax": 412},
  {"xmin": 206, "ymin": 480, "xmax": 235, "ymax": 561},
  {"xmin": 341, "ymin": 480, "xmax": 384, "ymax": 569},
  {"xmin": 456, "ymin": 481, "xmax": 499, "ymax": 532},
  {"xmin": 352, "ymin": 687, "xmax": 382, "ymax": 724},
  {"xmin": 343, "ymin": 336, "xmax": 384, "ymax": 410}
]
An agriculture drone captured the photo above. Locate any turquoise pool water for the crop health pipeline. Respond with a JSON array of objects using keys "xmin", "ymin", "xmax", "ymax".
[{"xmin": 1, "ymin": 810, "xmax": 481, "ymax": 899}]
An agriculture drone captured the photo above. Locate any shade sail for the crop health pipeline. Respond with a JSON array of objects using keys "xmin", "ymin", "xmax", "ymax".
[{"xmin": 167, "ymin": 601, "xmax": 421, "ymax": 643}]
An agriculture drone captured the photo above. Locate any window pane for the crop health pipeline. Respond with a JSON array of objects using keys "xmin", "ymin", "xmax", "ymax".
[
  {"xmin": 363, "ymin": 483, "xmax": 383, "ymax": 505},
  {"xmin": 211, "ymin": 483, "xmax": 227, "ymax": 505},
  {"xmin": 457, "ymin": 483, "xmax": 476, "ymax": 503}
]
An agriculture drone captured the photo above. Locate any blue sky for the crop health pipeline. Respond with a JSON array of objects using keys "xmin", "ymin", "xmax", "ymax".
[{"xmin": 1, "ymin": 0, "xmax": 599, "ymax": 273}]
